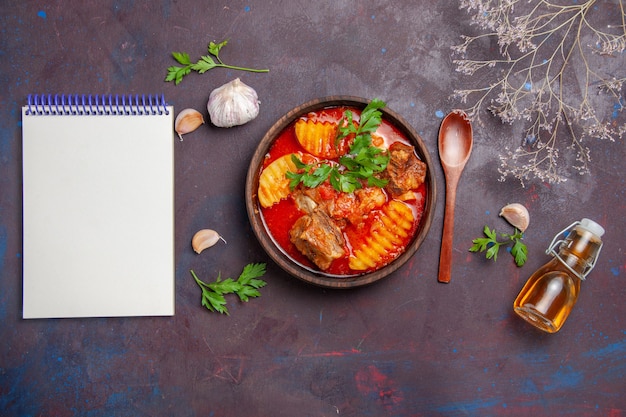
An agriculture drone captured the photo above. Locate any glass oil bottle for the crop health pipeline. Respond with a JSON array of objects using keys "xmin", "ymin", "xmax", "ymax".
[{"xmin": 513, "ymin": 218, "xmax": 604, "ymax": 333}]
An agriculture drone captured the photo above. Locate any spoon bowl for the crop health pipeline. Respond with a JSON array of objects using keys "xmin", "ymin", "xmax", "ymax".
[{"xmin": 437, "ymin": 110, "xmax": 473, "ymax": 283}]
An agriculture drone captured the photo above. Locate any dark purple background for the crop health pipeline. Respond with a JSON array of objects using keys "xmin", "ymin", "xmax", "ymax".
[{"xmin": 1, "ymin": 1, "xmax": 624, "ymax": 416}]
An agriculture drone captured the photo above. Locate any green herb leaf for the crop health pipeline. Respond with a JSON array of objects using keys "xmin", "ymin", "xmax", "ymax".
[
  {"xmin": 304, "ymin": 164, "xmax": 333, "ymax": 188},
  {"xmin": 165, "ymin": 65, "xmax": 192, "ymax": 85},
  {"xmin": 357, "ymin": 98, "xmax": 385, "ymax": 135},
  {"xmin": 234, "ymin": 263, "xmax": 267, "ymax": 302},
  {"xmin": 203, "ymin": 291, "xmax": 228, "ymax": 314},
  {"xmin": 191, "ymin": 56, "xmax": 218, "ymax": 73},
  {"xmin": 485, "ymin": 241, "xmax": 501, "ymax": 261},
  {"xmin": 330, "ymin": 169, "xmax": 361, "ymax": 193},
  {"xmin": 286, "ymin": 171, "xmax": 304, "ymax": 190},
  {"xmin": 236, "ymin": 263, "xmax": 267, "ymax": 285},
  {"xmin": 484, "ymin": 225, "xmax": 498, "ymax": 241},
  {"xmin": 172, "ymin": 52, "xmax": 192, "ymax": 65},
  {"xmin": 291, "ymin": 154, "xmax": 307, "ymax": 169},
  {"xmin": 511, "ymin": 233, "xmax": 528, "ymax": 267},
  {"xmin": 469, "ymin": 225, "xmax": 527, "ymax": 267},
  {"xmin": 286, "ymin": 158, "xmax": 333, "ymax": 190},
  {"xmin": 469, "ymin": 237, "xmax": 491, "ymax": 252},
  {"xmin": 208, "ymin": 39, "xmax": 228, "ymax": 60},
  {"xmin": 165, "ymin": 40, "xmax": 269, "ymax": 85},
  {"xmin": 190, "ymin": 263, "xmax": 267, "ymax": 315},
  {"xmin": 469, "ymin": 242, "xmax": 484, "ymax": 253},
  {"xmin": 367, "ymin": 175, "xmax": 388, "ymax": 188},
  {"xmin": 208, "ymin": 277, "xmax": 239, "ymax": 295},
  {"xmin": 336, "ymin": 111, "xmax": 356, "ymax": 144}
]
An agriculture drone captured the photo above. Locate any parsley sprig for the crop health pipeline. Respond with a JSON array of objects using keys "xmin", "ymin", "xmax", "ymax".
[
  {"xmin": 190, "ymin": 263, "xmax": 267, "ymax": 315},
  {"xmin": 286, "ymin": 98, "xmax": 390, "ymax": 193},
  {"xmin": 337, "ymin": 98, "xmax": 385, "ymax": 143},
  {"xmin": 165, "ymin": 40, "xmax": 269, "ymax": 85},
  {"xmin": 469, "ymin": 226, "xmax": 528, "ymax": 267}
]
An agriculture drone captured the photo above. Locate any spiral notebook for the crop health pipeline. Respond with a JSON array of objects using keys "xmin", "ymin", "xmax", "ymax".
[{"xmin": 21, "ymin": 94, "xmax": 175, "ymax": 319}]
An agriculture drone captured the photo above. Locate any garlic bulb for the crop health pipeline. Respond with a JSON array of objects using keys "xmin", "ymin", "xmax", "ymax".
[
  {"xmin": 192, "ymin": 229, "xmax": 226, "ymax": 254},
  {"xmin": 499, "ymin": 203, "xmax": 530, "ymax": 232},
  {"xmin": 207, "ymin": 78, "xmax": 260, "ymax": 128},
  {"xmin": 175, "ymin": 108, "xmax": 205, "ymax": 141}
]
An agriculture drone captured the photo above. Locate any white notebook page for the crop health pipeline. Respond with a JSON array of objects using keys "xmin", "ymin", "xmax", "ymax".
[{"xmin": 22, "ymin": 100, "xmax": 174, "ymax": 318}]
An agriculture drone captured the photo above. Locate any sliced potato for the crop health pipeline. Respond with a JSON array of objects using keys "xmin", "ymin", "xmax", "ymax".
[
  {"xmin": 258, "ymin": 153, "xmax": 299, "ymax": 208},
  {"xmin": 349, "ymin": 200, "xmax": 414, "ymax": 271},
  {"xmin": 295, "ymin": 119, "xmax": 343, "ymax": 158}
]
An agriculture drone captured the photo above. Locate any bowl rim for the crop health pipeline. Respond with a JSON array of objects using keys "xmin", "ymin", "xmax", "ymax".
[{"xmin": 245, "ymin": 95, "xmax": 437, "ymax": 288}]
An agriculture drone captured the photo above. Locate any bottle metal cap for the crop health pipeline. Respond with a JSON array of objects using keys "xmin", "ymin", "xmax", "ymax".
[{"xmin": 578, "ymin": 218, "xmax": 605, "ymax": 238}]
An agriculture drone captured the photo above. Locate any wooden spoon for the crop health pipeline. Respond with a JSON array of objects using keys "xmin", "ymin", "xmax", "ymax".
[{"xmin": 437, "ymin": 110, "xmax": 473, "ymax": 283}]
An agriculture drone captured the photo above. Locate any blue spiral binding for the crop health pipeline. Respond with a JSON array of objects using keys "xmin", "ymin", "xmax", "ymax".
[{"xmin": 25, "ymin": 94, "xmax": 169, "ymax": 116}]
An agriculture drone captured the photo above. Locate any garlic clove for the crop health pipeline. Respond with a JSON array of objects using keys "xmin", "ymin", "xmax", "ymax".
[
  {"xmin": 207, "ymin": 78, "xmax": 260, "ymax": 128},
  {"xmin": 499, "ymin": 203, "xmax": 530, "ymax": 232},
  {"xmin": 175, "ymin": 108, "xmax": 205, "ymax": 141},
  {"xmin": 192, "ymin": 229, "xmax": 227, "ymax": 254}
]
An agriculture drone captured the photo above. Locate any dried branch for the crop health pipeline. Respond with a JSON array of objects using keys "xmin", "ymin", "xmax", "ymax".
[{"xmin": 453, "ymin": 0, "xmax": 625, "ymax": 186}]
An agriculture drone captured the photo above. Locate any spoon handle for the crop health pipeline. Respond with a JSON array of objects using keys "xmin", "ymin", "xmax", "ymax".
[{"xmin": 438, "ymin": 177, "xmax": 459, "ymax": 283}]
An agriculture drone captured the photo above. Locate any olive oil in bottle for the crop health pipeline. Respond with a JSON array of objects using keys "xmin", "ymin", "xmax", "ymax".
[{"xmin": 513, "ymin": 218, "xmax": 604, "ymax": 333}]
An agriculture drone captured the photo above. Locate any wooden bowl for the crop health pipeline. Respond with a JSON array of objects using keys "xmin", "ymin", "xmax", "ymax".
[{"xmin": 245, "ymin": 96, "xmax": 436, "ymax": 288}]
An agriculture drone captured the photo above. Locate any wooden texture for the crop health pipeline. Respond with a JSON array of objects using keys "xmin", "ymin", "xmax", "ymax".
[{"xmin": 438, "ymin": 111, "xmax": 473, "ymax": 283}]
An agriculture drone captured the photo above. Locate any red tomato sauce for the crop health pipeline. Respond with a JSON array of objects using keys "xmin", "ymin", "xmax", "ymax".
[{"xmin": 259, "ymin": 106, "xmax": 427, "ymax": 276}]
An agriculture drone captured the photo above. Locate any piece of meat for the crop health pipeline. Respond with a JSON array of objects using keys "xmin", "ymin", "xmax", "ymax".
[
  {"xmin": 293, "ymin": 183, "xmax": 386, "ymax": 226},
  {"xmin": 384, "ymin": 142, "xmax": 426, "ymax": 197},
  {"xmin": 292, "ymin": 185, "xmax": 333, "ymax": 213},
  {"xmin": 289, "ymin": 209, "xmax": 346, "ymax": 271},
  {"xmin": 292, "ymin": 192, "xmax": 318, "ymax": 214},
  {"xmin": 332, "ymin": 187, "xmax": 386, "ymax": 225},
  {"xmin": 354, "ymin": 187, "xmax": 386, "ymax": 215}
]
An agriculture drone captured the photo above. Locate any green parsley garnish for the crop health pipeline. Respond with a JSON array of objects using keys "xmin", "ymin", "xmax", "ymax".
[
  {"xmin": 337, "ymin": 97, "xmax": 385, "ymax": 143},
  {"xmin": 190, "ymin": 263, "xmax": 267, "ymax": 315},
  {"xmin": 286, "ymin": 98, "xmax": 390, "ymax": 193},
  {"xmin": 469, "ymin": 226, "xmax": 528, "ymax": 267},
  {"xmin": 165, "ymin": 40, "xmax": 269, "ymax": 85}
]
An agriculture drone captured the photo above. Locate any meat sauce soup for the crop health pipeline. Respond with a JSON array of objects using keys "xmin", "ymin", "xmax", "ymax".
[{"xmin": 259, "ymin": 106, "xmax": 427, "ymax": 276}]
